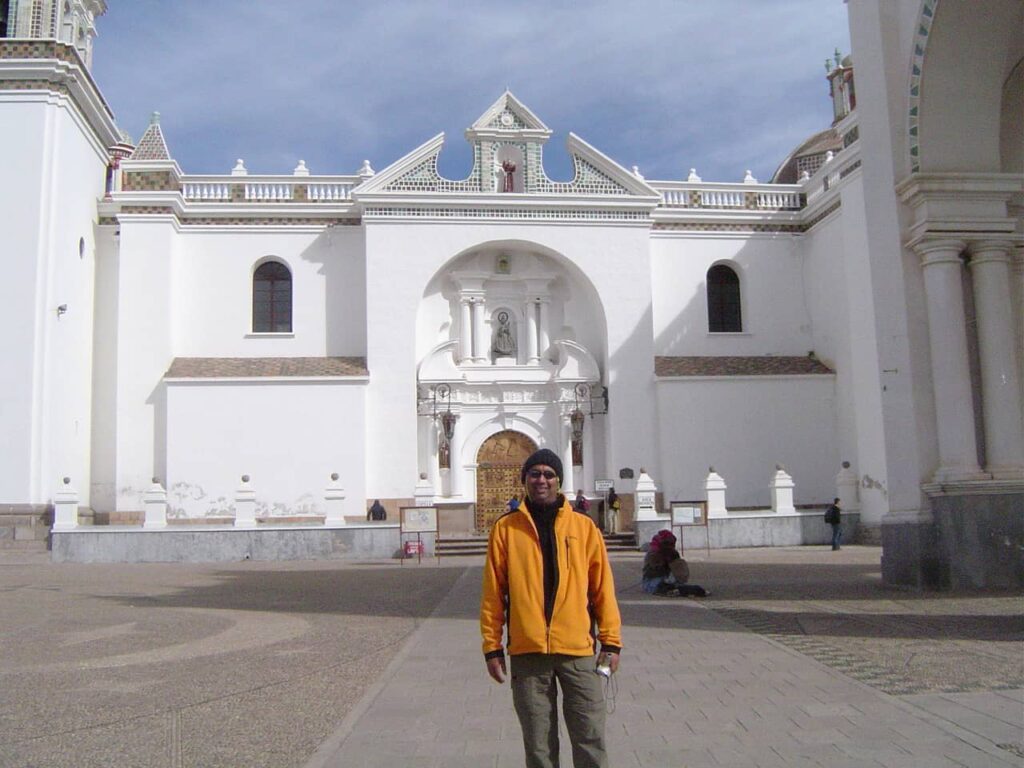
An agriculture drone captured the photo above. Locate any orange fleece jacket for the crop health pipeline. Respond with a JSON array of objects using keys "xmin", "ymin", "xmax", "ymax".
[{"xmin": 480, "ymin": 499, "xmax": 622, "ymax": 657}]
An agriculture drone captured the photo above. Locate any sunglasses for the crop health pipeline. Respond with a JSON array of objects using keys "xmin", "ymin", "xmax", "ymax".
[{"xmin": 527, "ymin": 469, "xmax": 558, "ymax": 480}]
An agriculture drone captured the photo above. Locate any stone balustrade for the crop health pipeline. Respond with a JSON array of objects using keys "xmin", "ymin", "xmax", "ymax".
[
  {"xmin": 654, "ymin": 182, "xmax": 803, "ymax": 211},
  {"xmin": 180, "ymin": 176, "xmax": 359, "ymax": 203}
]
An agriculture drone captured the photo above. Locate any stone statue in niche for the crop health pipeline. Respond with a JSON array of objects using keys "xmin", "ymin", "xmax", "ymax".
[
  {"xmin": 492, "ymin": 311, "xmax": 517, "ymax": 358},
  {"xmin": 501, "ymin": 160, "xmax": 516, "ymax": 193}
]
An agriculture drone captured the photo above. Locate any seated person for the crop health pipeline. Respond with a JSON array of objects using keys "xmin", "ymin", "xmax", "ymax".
[{"xmin": 641, "ymin": 530, "xmax": 708, "ymax": 597}]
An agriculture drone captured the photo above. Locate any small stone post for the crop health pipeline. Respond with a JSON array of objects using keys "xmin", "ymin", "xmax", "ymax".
[
  {"xmin": 414, "ymin": 472, "xmax": 435, "ymax": 507},
  {"xmin": 234, "ymin": 475, "xmax": 257, "ymax": 529},
  {"xmin": 52, "ymin": 477, "xmax": 78, "ymax": 531},
  {"xmin": 634, "ymin": 468, "xmax": 659, "ymax": 521},
  {"xmin": 323, "ymin": 473, "xmax": 346, "ymax": 527},
  {"xmin": 143, "ymin": 478, "xmax": 168, "ymax": 529},
  {"xmin": 770, "ymin": 464, "xmax": 796, "ymax": 514},
  {"xmin": 835, "ymin": 461, "xmax": 860, "ymax": 512},
  {"xmin": 705, "ymin": 466, "xmax": 728, "ymax": 518}
]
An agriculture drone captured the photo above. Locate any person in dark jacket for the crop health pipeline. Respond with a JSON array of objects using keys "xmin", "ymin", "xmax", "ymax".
[
  {"xmin": 825, "ymin": 498, "xmax": 842, "ymax": 550},
  {"xmin": 641, "ymin": 530, "xmax": 707, "ymax": 597},
  {"xmin": 367, "ymin": 499, "xmax": 386, "ymax": 521}
]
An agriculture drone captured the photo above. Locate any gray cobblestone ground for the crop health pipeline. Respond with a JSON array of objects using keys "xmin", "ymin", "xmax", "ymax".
[{"xmin": 0, "ymin": 546, "xmax": 1020, "ymax": 767}]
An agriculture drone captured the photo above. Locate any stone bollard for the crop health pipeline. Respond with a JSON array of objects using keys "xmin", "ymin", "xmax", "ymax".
[
  {"xmin": 234, "ymin": 475, "xmax": 257, "ymax": 529},
  {"xmin": 770, "ymin": 464, "xmax": 796, "ymax": 514},
  {"xmin": 143, "ymin": 478, "xmax": 168, "ymax": 529},
  {"xmin": 705, "ymin": 466, "xmax": 728, "ymax": 518},
  {"xmin": 414, "ymin": 472, "xmax": 435, "ymax": 507},
  {"xmin": 324, "ymin": 473, "xmax": 346, "ymax": 527},
  {"xmin": 634, "ymin": 468, "xmax": 659, "ymax": 521},
  {"xmin": 52, "ymin": 477, "xmax": 79, "ymax": 531},
  {"xmin": 835, "ymin": 461, "xmax": 860, "ymax": 511}
]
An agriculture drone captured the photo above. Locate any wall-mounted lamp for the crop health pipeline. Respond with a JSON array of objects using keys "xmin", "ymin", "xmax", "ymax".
[{"xmin": 56, "ymin": 304, "xmax": 68, "ymax": 317}]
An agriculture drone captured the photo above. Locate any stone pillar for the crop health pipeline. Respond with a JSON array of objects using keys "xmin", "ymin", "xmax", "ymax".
[
  {"xmin": 525, "ymin": 300, "xmax": 539, "ymax": 364},
  {"xmin": 448, "ymin": 414, "xmax": 462, "ymax": 498},
  {"xmin": 459, "ymin": 298, "xmax": 472, "ymax": 362},
  {"xmin": 835, "ymin": 461, "xmax": 860, "ymax": 512},
  {"xmin": 634, "ymin": 468, "xmax": 659, "ymax": 521},
  {"xmin": 414, "ymin": 473, "xmax": 435, "ymax": 507},
  {"xmin": 324, "ymin": 473, "xmax": 346, "ymax": 527},
  {"xmin": 471, "ymin": 300, "xmax": 486, "ymax": 363},
  {"xmin": 581, "ymin": 413, "xmax": 594, "ymax": 493},
  {"xmin": 52, "ymin": 477, "xmax": 78, "ymax": 532},
  {"xmin": 917, "ymin": 239, "xmax": 986, "ymax": 481},
  {"xmin": 234, "ymin": 475, "xmax": 257, "ymax": 529},
  {"xmin": 705, "ymin": 467, "xmax": 728, "ymax": 518},
  {"xmin": 538, "ymin": 300, "xmax": 550, "ymax": 359},
  {"xmin": 561, "ymin": 416, "xmax": 575, "ymax": 494},
  {"xmin": 769, "ymin": 465, "xmax": 795, "ymax": 514},
  {"xmin": 969, "ymin": 241, "xmax": 1024, "ymax": 479},
  {"xmin": 143, "ymin": 478, "xmax": 168, "ymax": 529}
]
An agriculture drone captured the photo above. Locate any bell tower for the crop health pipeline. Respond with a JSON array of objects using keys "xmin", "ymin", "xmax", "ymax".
[{"xmin": 2, "ymin": 0, "xmax": 106, "ymax": 68}]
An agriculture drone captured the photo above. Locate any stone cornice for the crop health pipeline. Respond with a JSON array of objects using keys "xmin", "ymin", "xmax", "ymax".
[
  {"xmin": 897, "ymin": 172, "xmax": 1023, "ymax": 244},
  {"xmin": 0, "ymin": 43, "xmax": 120, "ymax": 149},
  {"xmin": 921, "ymin": 479, "xmax": 1024, "ymax": 497}
]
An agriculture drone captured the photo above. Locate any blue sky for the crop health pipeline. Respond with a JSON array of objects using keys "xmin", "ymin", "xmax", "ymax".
[{"xmin": 92, "ymin": 1, "xmax": 851, "ymax": 184}]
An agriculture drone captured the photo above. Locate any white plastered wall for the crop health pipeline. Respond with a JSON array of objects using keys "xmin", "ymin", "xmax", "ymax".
[
  {"xmin": 165, "ymin": 380, "xmax": 366, "ymax": 518},
  {"xmin": 0, "ymin": 94, "xmax": 108, "ymax": 506}
]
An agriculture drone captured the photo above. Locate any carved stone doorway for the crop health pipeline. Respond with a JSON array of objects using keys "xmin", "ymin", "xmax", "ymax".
[{"xmin": 475, "ymin": 430, "xmax": 537, "ymax": 532}]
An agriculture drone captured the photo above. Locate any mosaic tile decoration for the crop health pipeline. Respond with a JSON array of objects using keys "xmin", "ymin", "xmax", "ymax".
[
  {"xmin": 908, "ymin": 0, "xmax": 937, "ymax": 173},
  {"xmin": 363, "ymin": 206, "xmax": 648, "ymax": 221}
]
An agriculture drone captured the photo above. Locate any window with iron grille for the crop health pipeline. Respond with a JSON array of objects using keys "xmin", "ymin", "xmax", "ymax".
[
  {"xmin": 252, "ymin": 261, "xmax": 292, "ymax": 332},
  {"xmin": 707, "ymin": 264, "xmax": 742, "ymax": 332}
]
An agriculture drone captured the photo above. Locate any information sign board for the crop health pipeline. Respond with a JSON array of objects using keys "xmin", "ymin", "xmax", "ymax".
[
  {"xmin": 594, "ymin": 479, "xmax": 614, "ymax": 493},
  {"xmin": 401, "ymin": 506, "xmax": 438, "ymax": 533}
]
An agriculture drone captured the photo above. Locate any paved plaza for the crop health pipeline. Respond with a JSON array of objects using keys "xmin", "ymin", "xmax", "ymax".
[{"xmin": 0, "ymin": 546, "xmax": 1020, "ymax": 767}]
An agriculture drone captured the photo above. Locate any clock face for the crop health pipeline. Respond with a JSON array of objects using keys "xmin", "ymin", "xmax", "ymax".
[{"xmin": 500, "ymin": 112, "xmax": 514, "ymax": 127}]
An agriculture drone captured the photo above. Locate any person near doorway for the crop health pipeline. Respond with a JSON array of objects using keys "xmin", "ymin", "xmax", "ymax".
[
  {"xmin": 367, "ymin": 499, "xmax": 386, "ymax": 521},
  {"xmin": 573, "ymin": 489, "xmax": 590, "ymax": 515},
  {"xmin": 481, "ymin": 448, "xmax": 622, "ymax": 768},
  {"xmin": 605, "ymin": 487, "xmax": 620, "ymax": 534},
  {"xmin": 825, "ymin": 498, "xmax": 842, "ymax": 550}
]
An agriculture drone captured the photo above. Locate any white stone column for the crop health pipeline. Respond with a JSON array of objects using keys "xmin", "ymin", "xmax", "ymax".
[
  {"xmin": 581, "ymin": 414, "xmax": 594, "ymax": 493},
  {"xmin": 234, "ymin": 475, "xmax": 257, "ymax": 528},
  {"xmin": 449, "ymin": 414, "xmax": 463, "ymax": 498},
  {"xmin": 52, "ymin": 477, "xmax": 79, "ymax": 532},
  {"xmin": 143, "ymin": 479, "xmax": 168, "ymax": 529},
  {"xmin": 704, "ymin": 467, "xmax": 728, "ymax": 518},
  {"xmin": 324, "ymin": 473, "xmax": 346, "ymax": 526},
  {"xmin": 538, "ymin": 300, "xmax": 550, "ymax": 360},
  {"xmin": 917, "ymin": 239, "xmax": 986, "ymax": 481},
  {"xmin": 769, "ymin": 465, "xmax": 795, "ymax": 514},
  {"xmin": 525, "ymin": 300, "xmax": 539, "ymax": 364},
  {"xmin": 459, "ymin": 298, "xmax": 472, "ymax": 362},
  {"xmin": 970, "ymin": 241, "xmax": 1024, "ymax": 478},
  {"xmin": 561, "ymin": 416, "xmax": 575, "ymax": 494},
  {"xmin": 471, "ymin": 300, "xmax": 487, "ymax": 363},
  {"xmin": 835, "ymin": 461, "xmax": 860, "ymax": 512}
]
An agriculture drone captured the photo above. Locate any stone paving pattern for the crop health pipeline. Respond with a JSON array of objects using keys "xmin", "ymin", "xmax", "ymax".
[{"xmin": 0, "ymin": 546, "xmax": 1020, "ymax": 767}]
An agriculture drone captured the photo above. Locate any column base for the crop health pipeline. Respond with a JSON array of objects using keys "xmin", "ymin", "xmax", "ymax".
[
  {"xmin": 931, "ymin": 467, "xmax": 990, "ymax": 483},
  {"xmin": 986, "ymin": 466, "xmax": 1024, "ymax": 481}
]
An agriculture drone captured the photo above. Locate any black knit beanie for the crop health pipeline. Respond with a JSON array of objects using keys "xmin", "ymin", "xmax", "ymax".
[{"xmin": 520, "ymin": 448, "xmax": 564, "ymax": 485}]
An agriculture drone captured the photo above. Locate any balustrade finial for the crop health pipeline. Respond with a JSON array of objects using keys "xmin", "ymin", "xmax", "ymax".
[
  {"xmin": 231, "ymin": 159, "xmax": 248, "ymax": 176},
  {"xmin": 687, "ymin": 168, "xmax": 701, "ymax": 182}
]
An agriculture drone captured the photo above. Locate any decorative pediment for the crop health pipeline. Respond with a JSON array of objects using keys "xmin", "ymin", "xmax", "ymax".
[{"xmin": 468, "ymin": 91, "xmax": 552, "ymax": 138}]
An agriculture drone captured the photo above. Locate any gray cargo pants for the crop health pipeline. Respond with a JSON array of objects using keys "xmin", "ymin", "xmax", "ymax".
[{"xmin": 510, "ymin": 653, "xmax": 607, "ymax": 768}]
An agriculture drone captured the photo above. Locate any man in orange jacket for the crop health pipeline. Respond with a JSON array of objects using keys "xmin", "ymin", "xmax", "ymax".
[{"xmin": 481, "ymin": 448, "xmax": 622, "ymax": 768}]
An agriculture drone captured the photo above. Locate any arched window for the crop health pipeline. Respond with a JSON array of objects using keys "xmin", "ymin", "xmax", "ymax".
[
  {"xmin": 252, "ymin": 261, "xmax": 292, "ymax": 332},
  {"xmin": 707, "ymin": 264, "xmax": 742, "ymax": 332}
]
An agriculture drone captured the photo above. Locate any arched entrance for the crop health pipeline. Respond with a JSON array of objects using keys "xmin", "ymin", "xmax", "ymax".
[{"xmin": 475, "ymin": 430, "xmax": 537, "ymax": 531}]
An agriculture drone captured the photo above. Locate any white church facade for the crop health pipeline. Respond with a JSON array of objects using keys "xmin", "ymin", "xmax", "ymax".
[{"xmin": 1, "ymin": 0, "xmax": 1021, "ymax": 588}]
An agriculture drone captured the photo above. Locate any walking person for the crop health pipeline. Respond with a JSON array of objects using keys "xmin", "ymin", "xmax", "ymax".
[
  {"xmin": 481, "ymin": 448, "xmax": 622, "ymax": 768},
  {"xmin": 825, "ymin": 497, "xmax": 842, "ymax": 550}
]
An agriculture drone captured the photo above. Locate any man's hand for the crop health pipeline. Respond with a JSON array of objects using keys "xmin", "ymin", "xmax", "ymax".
[
  {"xmin": 602, "ymin": 652, "xmax": 621, "ymax": 674},
  {"xmin": 486, "ymin": 655, "xmax": 507, "ymax": 683}
]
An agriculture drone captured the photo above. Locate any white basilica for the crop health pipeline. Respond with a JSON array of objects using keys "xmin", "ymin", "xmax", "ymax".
[{"xmin": 1, "ymin": 0, "xmax": 1021, "ymax": 587}]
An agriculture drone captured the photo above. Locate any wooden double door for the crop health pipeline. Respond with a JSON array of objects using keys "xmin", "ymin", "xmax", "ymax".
[{"xmin": 475, "ymin": 430, "xmax": 537, "ymax": 532}]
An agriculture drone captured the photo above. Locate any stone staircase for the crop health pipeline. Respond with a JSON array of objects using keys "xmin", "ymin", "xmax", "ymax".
[{"xmin": 436, "ymin": 531, "xmax": 637, "ymax": 558}]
